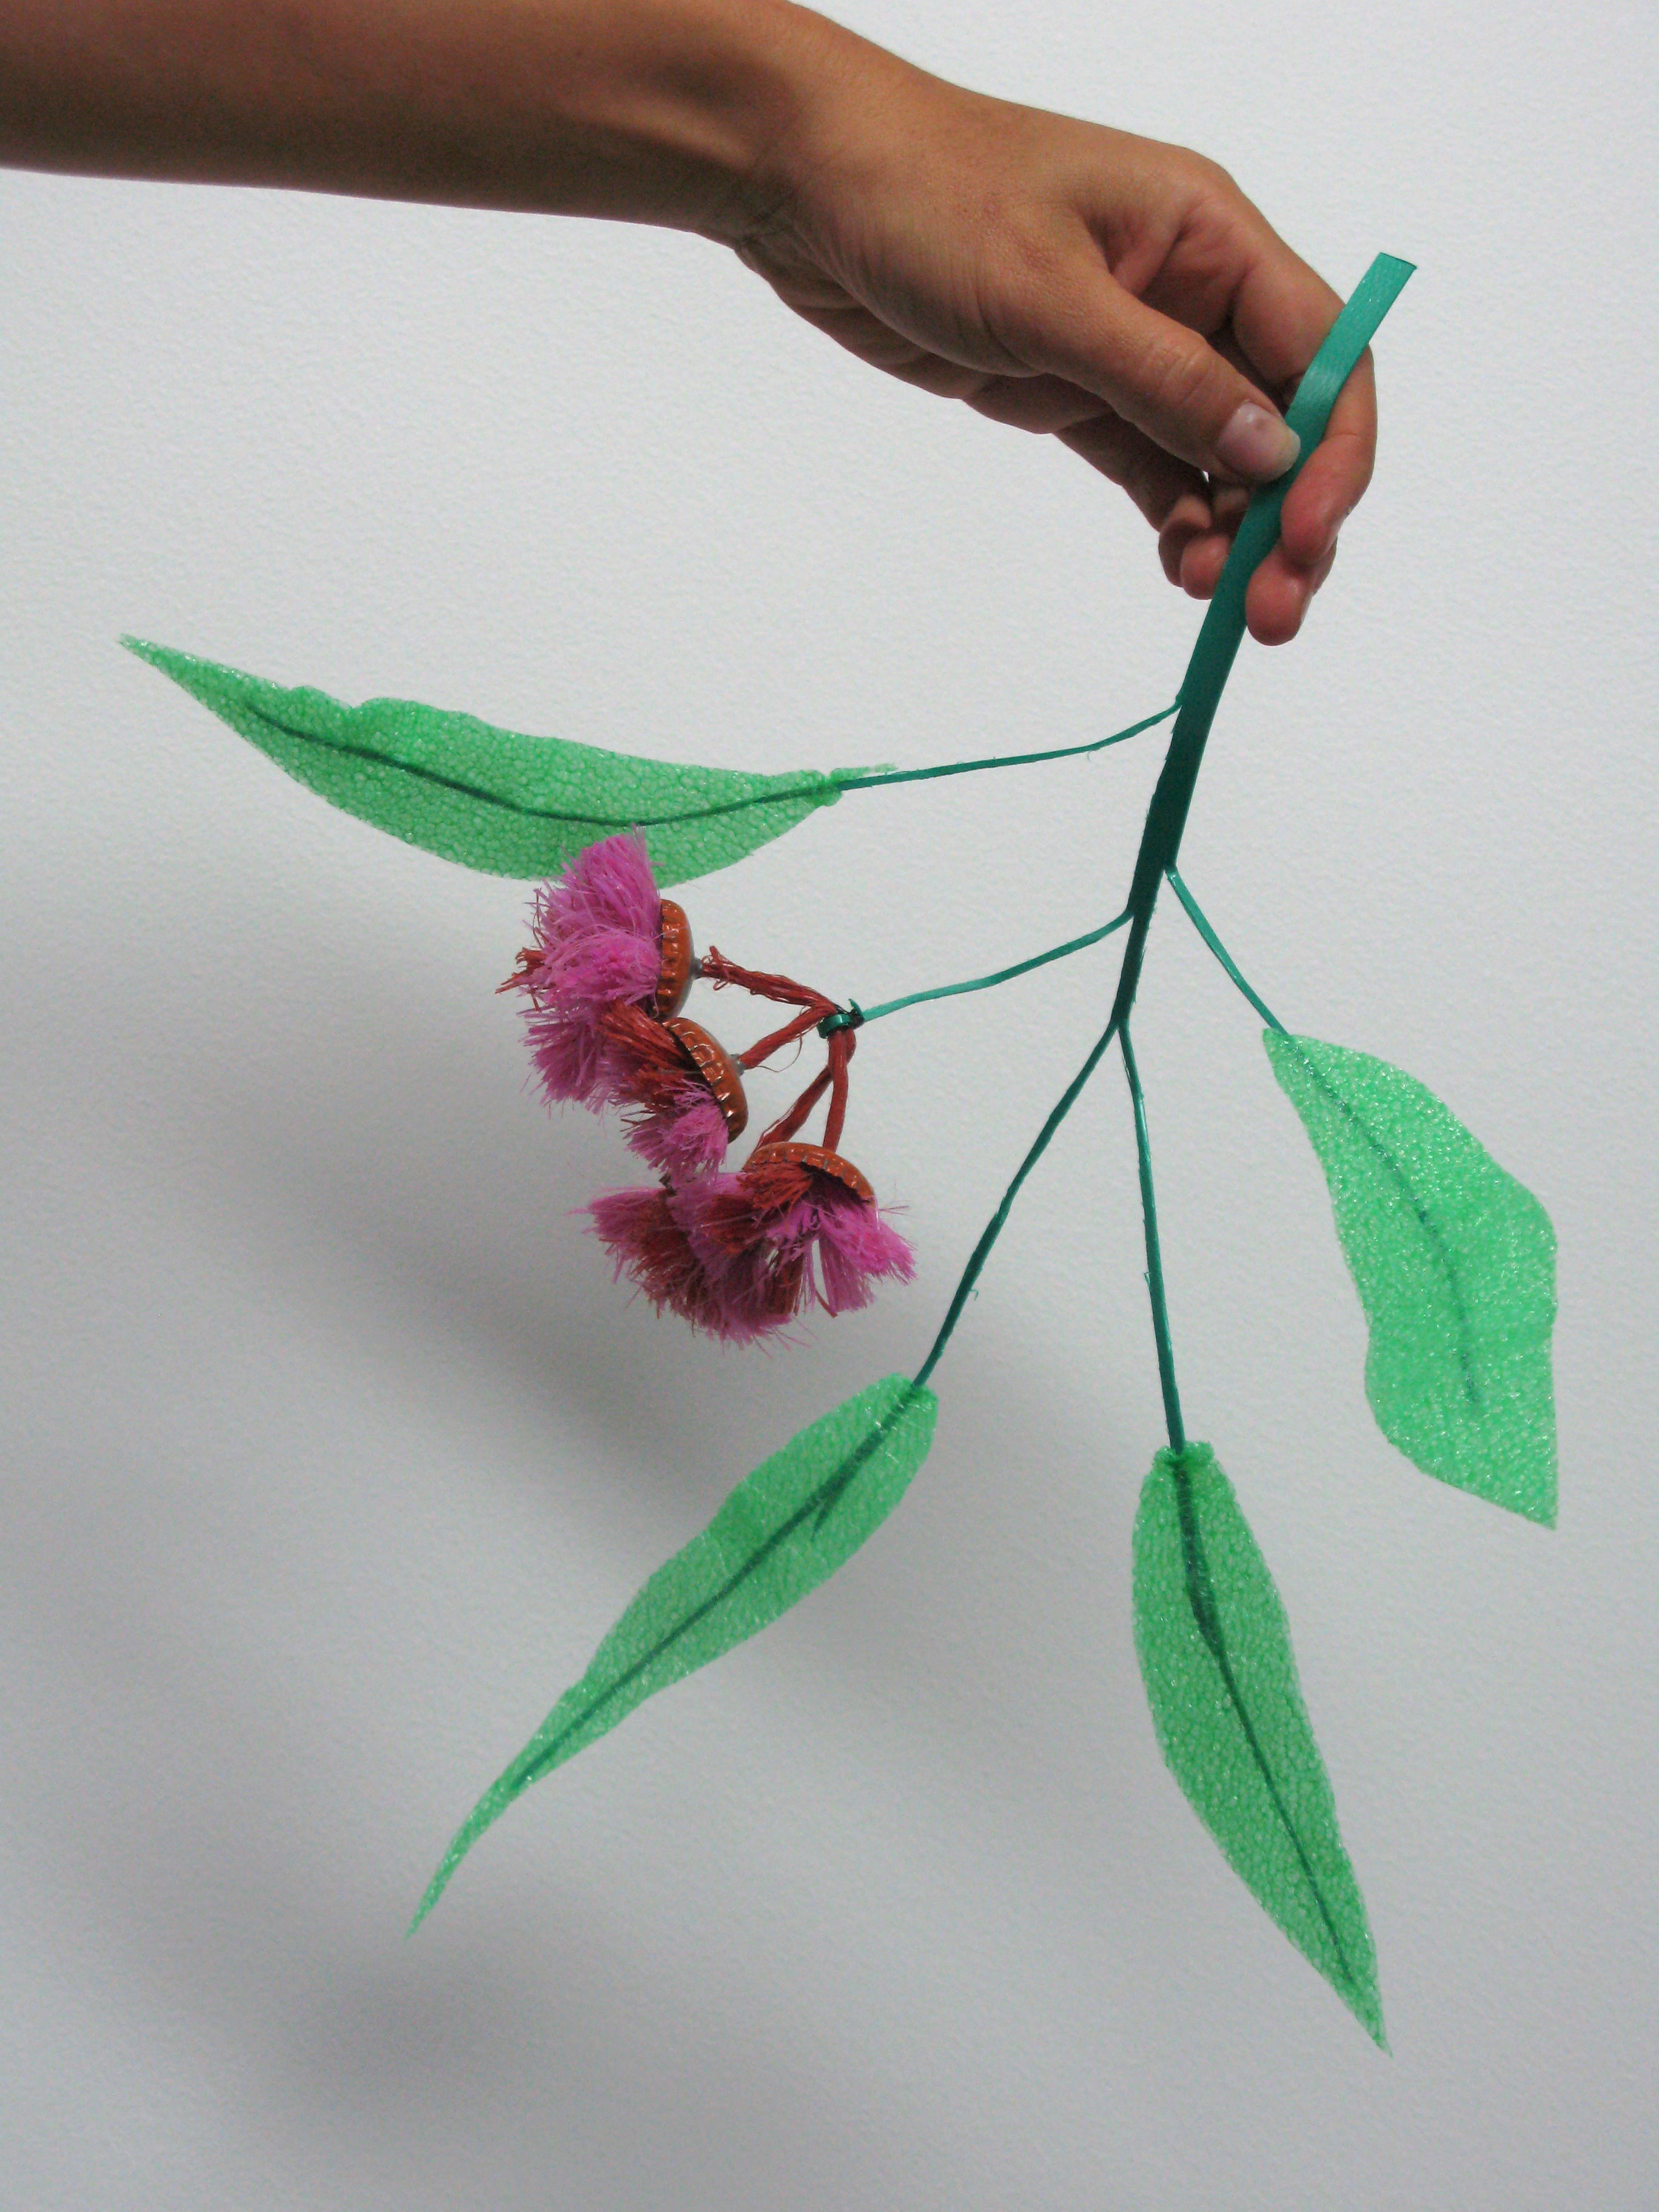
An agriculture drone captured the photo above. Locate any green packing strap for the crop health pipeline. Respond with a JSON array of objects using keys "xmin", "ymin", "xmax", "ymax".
[{"xmin": 1110, "ymin": 251, "xmax": 1416, "ymax": 1021}]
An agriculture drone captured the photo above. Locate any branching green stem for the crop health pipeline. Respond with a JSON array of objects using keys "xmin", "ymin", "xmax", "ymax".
[
  {"xmin": 912, "ymin": 1014, "xmax": 1119, "ymax": 1393},
  {"xmin": 835, "ymin": 703, "xmax": 1176, "ymax": 793},
  {"xmin": 907, "ymin": 256, "xmax": 1413, "ymax": 1398}
]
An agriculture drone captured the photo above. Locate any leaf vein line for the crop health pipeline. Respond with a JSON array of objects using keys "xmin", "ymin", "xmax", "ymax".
[
  {"xmin": 510, "ymin": 1401, "xmax": 913, "ymax": 1793},
  {"xmin": 1173, "ymin": 1461, "xmax": 1359, "ymax": 1994},
  {"xmin": 238, "ymin": 707, "xmax": 834, "ymax": 829},
  {"xmin": 1287, "ymin": 1043, "xmax": 1481, "ymax": 1412}
]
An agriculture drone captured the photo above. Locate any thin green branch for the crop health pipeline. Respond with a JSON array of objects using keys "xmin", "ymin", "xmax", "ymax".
[
  {"xmin": 912, "ymin": 1014, "xmax": 1121, "ymax": 1392},
  {"xmin": 1122, "ymin": 1024, "xmax": 1185, "ymax": 1454},
  {"xmin": 908, "ymin": 257, "xmax": 1413, "ymax": 1401},
  {"xmin": 834, "ymin": 702, "xmax": 1178, "ymax": 793},
  {"xmin": 1165, "ymin": 866, "xmax": 1287, "ymax": 1033},
  {"xmin": 860, "ymin": 907, "xmax": 1131, "ymax": 1026}
]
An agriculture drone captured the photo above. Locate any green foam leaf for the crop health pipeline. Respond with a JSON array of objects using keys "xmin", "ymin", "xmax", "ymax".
[
  {"xmin": 125, "ymin": 638, "xmax": 845, "ymax": 886},
  {"xmin": 1265, "ymin": 1032, "xmax": 1557, "ymax": 1524},
  {"xmin": 1134, "ymin": 1443, "xmax": 1384, "ymax": 2045},
  {"xmin": 412, "ymin": 1374, "xmax": 936, "ymax": 1926}
]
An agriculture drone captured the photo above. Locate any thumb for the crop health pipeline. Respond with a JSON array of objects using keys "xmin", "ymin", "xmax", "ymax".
[{"xmin": 1014, "ymin": 253, "xmax": 1301, "ymax": 485}]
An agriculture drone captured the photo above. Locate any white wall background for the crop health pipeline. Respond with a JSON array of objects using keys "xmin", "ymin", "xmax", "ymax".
[{"xmin": 4, "ymin": 1, "xmax": 1656, "ymax": 2204}]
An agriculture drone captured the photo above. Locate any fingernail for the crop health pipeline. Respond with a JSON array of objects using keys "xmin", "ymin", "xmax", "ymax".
[{"xmin": 1216, "ymin": 403, "xmax": 1300, "ymax": 483}]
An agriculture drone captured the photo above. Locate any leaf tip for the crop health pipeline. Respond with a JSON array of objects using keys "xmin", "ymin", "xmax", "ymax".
[
  {"xmin": 407, "ymin": 1822, "xmax": 478, "ymax": 1934},
  {"xmin": 121, "ymin": 634, "xmax": 199, "ymax": 686},
  {"xmin": 1350, "ymin": 1980, "xmax": 1389, "ymax": 2050},
  {"xmin": 405, "ymin": 1877, "xmax": 445, "ymax": 1938}
]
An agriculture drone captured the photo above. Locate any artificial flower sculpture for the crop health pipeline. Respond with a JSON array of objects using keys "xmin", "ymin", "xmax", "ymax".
[{"xmin": 127, "ymin": 258, "xmax": 1559, "ymax": 2047}]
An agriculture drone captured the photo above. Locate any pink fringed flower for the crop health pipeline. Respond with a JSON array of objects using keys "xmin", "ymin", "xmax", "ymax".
[
  {"xmin": 675, "ymin": 1141, "xmax": 914, "ymax": 1339},
  {"xmin": 586, "ymin": 1186, "xmax": 712, "ymax": 1323},
  {"xmin": 587, "ymin": 1176, "xmax": 789, "ymax": 1341},
  {"xmin": 550, "ymin": 907, "xmax": 913, "ymax": 1341},
  {"xmin": 629, "ymin": 1086, "xmax": 731, "ymax": 1179},
  {"xmin": 600, "ymin": 1002, "xmax": 747, "ymax": 1177},
  {"xmin": 786, "ymin": 1171, "xmax": 916, "ymax": 1315},
  {"xmin": 504, "ymin": 834, "xmax": 693, "ymax": 1107}
]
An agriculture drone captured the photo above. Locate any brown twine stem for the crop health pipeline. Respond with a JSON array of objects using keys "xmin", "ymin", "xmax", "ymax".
[
  {"xmin": 739, "ymin": 1005, "xmax": 826, "ymax": 1070},
  {"xmin": 701, "ymin": 947, "xmax": 835, "ymax": 1018},
  {"xmin": 756, "ymin": 1064, "xmax": 834, "ymax": 1150},
  {"xmin": 822, "ymin": 1029, "xmax": 854, "ymax": 1154}
]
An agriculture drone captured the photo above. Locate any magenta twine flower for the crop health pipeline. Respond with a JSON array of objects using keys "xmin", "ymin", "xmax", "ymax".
[
  {"xmin": 780, "ymin": 1179, "xmax": 916, "ymax": 1316},
  {"xmin": 512, "ymin": 834, "xmax": 663, "ymax": 1108},
  {"xmin": 586, "ymin": 1186, "xmax": 709, "ymax": 1321},
  {"xmin": 624, "ymin": 1084, "xmax": 732, "ymax": 1179},
  {"xmin": 670, "ymin": 1149, "xmax": 912, "ymax": 1334},
  {"xmin": 585, "ymin": 1179, "xmax": 789, "ymax": 1342}
]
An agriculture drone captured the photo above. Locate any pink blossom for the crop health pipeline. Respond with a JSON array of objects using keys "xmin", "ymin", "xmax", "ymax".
[
  {"xmin": 509, "ymin": 835, "xmax": 662, "ymax": 1107},
  {"xmin": 779, "ymin": 1178, "xmax": 915, "ymax": 1316},
  {"xmin": 671, "ymin": 1155, "xmax": 913, "ymax": 1338},
  {"xmin": 624, "ymin": 1084, "xmax": 732, "ymax": 1179}
]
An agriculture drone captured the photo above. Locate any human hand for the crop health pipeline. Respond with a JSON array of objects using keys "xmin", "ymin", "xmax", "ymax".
[{"xmin": 736, "ymin": 31, "xmax": 1373, "ymax": 644}]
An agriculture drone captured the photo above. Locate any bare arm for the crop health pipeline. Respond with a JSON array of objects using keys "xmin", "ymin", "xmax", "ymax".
[{"xmin": 0, "ymin": 0, "xmax": 1375, "ymax": 640}]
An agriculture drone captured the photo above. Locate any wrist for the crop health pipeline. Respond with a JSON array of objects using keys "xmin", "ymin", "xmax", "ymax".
[
  {"xmin": 532, "ymin": 0, "xmax": 873, "ymax": 241},
  {"xmin": 719, "ymin": 17, "xmax": 969, "ymax": 253}
]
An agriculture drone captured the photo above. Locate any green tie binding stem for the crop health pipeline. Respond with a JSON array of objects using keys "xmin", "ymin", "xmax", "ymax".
[{"xmin": 133, "ymin": 255, "xmax": 1560, "ymax": 2043}]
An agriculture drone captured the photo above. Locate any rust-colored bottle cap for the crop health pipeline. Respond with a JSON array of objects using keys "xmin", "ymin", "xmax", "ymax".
[
  {"xmin": 655, "ymin": 899, "xmax": 694, "ymax": 1018},
  {"xmin": 664, "ymin": 1017, "xmax": 748, "ymax": 1139},
  {"xmin": 745, "ymin": 1141, "xmax": 873, "ymax": 1204}
]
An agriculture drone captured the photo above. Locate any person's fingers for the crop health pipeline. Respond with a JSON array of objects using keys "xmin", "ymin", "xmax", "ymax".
[
  {"xmin": 1225, "ymin": 244, "xmax": 1378, "ymax": 556},
  {"xmin": 1158, "ymin": 489, "xmax": 1214, "ymax": 585},
  {"xmin": 1052, "ymin": 411, "xmax": 1208, "ymax": 531},
  {"xmin": 997, "ymin": 241, "xmax": 1301, "ymax": 487},
  {"xmin": 1245, "ymin": 540, "xmax": 1338, "ymax": 645},
  {"xmin": 1224, "ymin": 231, "xmax": 1347, "ymax": 391},
  {"xmin": 1177, "ymin": 528, "xmax": 1232, "ymax": 598},
  {"xmin": 1278, "ymin": 361, "xmax": 1375, "ymax": 566},
  {"xmin": 770, "ymin": 290, "xmax": 991, "ymax": 392}
]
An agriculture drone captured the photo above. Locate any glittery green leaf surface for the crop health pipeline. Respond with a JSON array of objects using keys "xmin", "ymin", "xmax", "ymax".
[
  {"xmin": 1265, "ymin": 1033, "xmax": 1557, "ymax": 1524},
  {"xmin": 1134, "ymin": 1443, "xmax": 1384, "ymax": 2044},
  {"xmin": 412, "ymin": 1375, "xmax": 937, "ymax": 1926},
  {"xmin": 126, "ymin": 638, "xmax": 844, "ymax": 885}
]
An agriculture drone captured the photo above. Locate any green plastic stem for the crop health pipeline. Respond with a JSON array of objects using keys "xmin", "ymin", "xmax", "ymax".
[
  {"xmin": 909, "ymin": 254, "xmax": 1413, "ymax": 1396},
  {"xmin": 835, "ymin": 703, "xmax": 1177, "ymax": 793},
  {"xmin": 1122, "ymin": 1024, "xmax": 1185, "ymax": 1453},
  {"xmin": 1107, "ymin": 253, "xmax": 1415, "ymax": 1036},
  {"xmin": 1165, "ymin": 866, "xmax": 1287, "ymax": 1033},
  {"xmin": 912, "ymin": 1014, "xmax": 1121, "ymax": 1393},
  {"xmin": 860, "ymin": 907, "xmax": 1131, "ymax": 1026}
]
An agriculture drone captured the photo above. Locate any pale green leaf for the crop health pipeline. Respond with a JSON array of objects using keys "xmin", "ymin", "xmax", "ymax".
[
  {"xmin": 1134, "ymin": 1443, "xmax": 1385, "ymax": 2045},
  {"xmin": 412, "ymin": 1375, "xmax": 936, "ymax": 1925},
  {"xmin": 126, "ymin": 638, "xmax": 846, "ymax": 885},
  {"xmin": 1265, "ymin": 1032, "xmax": 1557, "ymax": 1524}
]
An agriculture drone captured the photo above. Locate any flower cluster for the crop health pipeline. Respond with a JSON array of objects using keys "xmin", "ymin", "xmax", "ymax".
[{"xmin": 503, "ymin": 834, "xmax": 913, "ymax": 1342}]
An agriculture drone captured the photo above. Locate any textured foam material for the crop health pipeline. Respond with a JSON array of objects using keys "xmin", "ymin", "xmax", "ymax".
[
  {"xmin": 1134, "ymin": 1443, "xmax": 1384, "ymax": 2044},
  {"xmin": 412, "ymin": 1375, "xmax": 936, "ymax": 1925},
  {"xmin": 125, "ymin": 638, "xmax": 843, "ymax": 886},
  {"xmin": 1265, "ymin": 1033, "xmax": 1557, "ymax": 1524}
]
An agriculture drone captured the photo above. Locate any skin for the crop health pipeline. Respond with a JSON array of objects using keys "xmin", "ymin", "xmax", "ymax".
[{"xmin": 0, "ymin": 0, "xmax": 1373, "ymax": 642}]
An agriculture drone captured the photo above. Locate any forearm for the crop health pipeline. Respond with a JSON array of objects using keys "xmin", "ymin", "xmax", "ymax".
[{"xmin": 0, "ymin": 0, "xmax": 862, "ymax": 235}]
